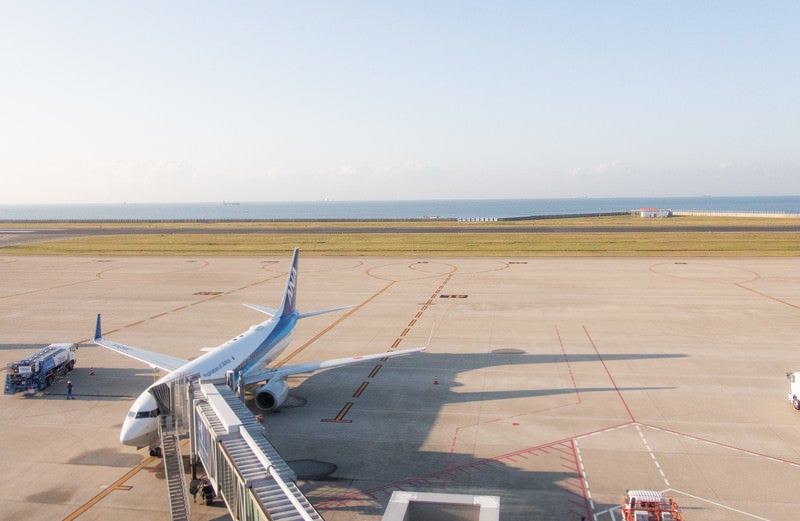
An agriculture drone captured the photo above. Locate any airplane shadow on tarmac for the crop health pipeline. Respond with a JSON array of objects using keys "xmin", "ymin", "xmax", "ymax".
[
  {"xmin": 0, "ymin": 343, "xmax": 55, "ymax": 351},
  {"xmin": 3, "ymin": 343, "xmax": 155, "ymax": 400},
  {"xmin": 40, "ymin": 365, "xmax": 156, "ymax": 402},
  {"xmin": 255, "ymin": 351, "xmax": 684, "ymax": 521}
]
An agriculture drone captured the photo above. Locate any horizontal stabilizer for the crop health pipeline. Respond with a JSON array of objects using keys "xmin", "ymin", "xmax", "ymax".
[
  {"xmin": 243, "ymin": 303, "xmax": 279, "ymax": 317},
  {"xmin": 245, "ymin": 302, "xmax": 352, "ymax": 319},
  {"xmin": 241, "ymin": 346, "xmax": 426, "ymax": 385},
  {"xmin": 298, "ymin": 305, "xmax": 353, "ymax": 319}
]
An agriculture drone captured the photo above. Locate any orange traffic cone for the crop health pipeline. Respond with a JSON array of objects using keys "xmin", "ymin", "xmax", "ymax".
[
  {"xmin": 89, "ymin": 368, "xmax": 95, "ymax": 376},
  {"xmin": 434, "ymin": 376, "xmax": 439, "ymax": 385}
]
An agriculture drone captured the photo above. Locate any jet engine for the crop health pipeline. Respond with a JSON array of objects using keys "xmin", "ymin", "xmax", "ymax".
[{"xmin": 254, "ymin": 379, "xmax": 289, "ymax": 411}]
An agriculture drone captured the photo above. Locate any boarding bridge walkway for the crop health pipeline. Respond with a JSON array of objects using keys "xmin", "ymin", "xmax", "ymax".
[{"xmin": 153, "ymin": 376, "xmax": 322, "ymax": 521}]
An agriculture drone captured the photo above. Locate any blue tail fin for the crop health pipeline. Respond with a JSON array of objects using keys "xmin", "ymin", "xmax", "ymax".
[
  {"xmin": 94, "ymin": 314, "xmax": 102, "ymax": 340},
  {"xmin": 278, "ymin": 248, "xmax": 300, "ymax": 317},
  {"xmin": 246, "ymin": 249, "xmax": 350, "ymax": 320}
]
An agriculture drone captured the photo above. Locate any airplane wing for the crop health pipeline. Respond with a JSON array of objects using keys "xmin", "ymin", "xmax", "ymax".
[
  {"xmin": 240, "ymin": 346, "xmax": 426, "ymax": 386},
  {"xmin": 93, "ymin": 314, "xmax": 188, "ymax": 372}
]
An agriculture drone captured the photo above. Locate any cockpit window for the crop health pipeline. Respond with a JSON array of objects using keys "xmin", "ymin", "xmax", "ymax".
[{"xmin": 133, "ymin": 409, "xmax": 160, "ymax": 419}]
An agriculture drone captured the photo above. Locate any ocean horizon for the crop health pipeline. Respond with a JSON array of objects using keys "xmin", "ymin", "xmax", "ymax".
[{"xmin": 1, "ymin": 196, "xmax": 799, "ymax": 221}]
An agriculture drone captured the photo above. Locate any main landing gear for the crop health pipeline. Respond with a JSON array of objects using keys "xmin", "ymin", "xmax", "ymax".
[{"xmin": 149, "ymin": 446, "xmax": 163, "ymax": 458}]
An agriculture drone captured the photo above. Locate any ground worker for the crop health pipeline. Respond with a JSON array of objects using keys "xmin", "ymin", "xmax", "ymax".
[{"xmin": 67, "ymin": 380, "xmax": 73, "ymax": 400}]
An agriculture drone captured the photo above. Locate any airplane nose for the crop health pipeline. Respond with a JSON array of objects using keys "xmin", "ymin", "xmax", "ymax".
[
  {"xmin": 120, "ymin": 416, "xmax": 159, "ymax": 447},
  {"xmin": 120, "ymin": 417, "xmax": 138, "ymax": 445},
  {"xmin": 121, "ymin": 391, "xmax": 160, "ymax": 447}
]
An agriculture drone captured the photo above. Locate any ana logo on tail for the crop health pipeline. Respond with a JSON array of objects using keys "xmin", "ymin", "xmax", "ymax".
[
  {"xmin": 280, "ymin": 249, "xmax": 300, "ymax": 317},
  {"xmin": 286, "ymin": 266, "xmax": 297, "ymax": 306}
]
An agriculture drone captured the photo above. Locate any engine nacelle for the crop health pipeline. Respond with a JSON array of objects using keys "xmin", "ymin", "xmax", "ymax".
[{"xmin": 254, "ymin": 379, "xmax": 289, "ymax": 411}]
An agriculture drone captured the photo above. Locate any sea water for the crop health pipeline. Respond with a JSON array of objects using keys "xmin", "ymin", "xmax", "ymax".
[{"xmin": 1, "ymin": 196, "xmax": 799, "ymax": 221}]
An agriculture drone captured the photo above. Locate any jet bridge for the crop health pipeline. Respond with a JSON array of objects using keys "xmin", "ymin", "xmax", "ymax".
[{"xmin": 152, "ymin": 375, "xmax": 322, "ymax": 521}]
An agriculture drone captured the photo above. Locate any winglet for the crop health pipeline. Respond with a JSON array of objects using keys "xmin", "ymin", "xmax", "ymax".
[{"xmin": 94, "ymin": 313, "xmax": 102, "ymax": 341}]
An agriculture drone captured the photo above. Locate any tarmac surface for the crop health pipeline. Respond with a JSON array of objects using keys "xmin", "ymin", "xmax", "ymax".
[{"xmin": 1, "ymin": 254, "xmax": 800, "ymax": 521}]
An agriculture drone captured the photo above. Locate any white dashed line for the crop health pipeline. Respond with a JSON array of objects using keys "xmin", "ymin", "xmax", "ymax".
[
  {"xmin": 636, "ymin": 425, "xmax": 670, "ymax": 487},
  {"xmin": 574, "ymin": 442, "xmax": 595, "ymax": 510}
]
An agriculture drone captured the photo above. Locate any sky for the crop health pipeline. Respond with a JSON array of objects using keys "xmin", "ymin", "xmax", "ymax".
[{"xmin": 1, "ymin": 1, "xmax": 798, "ymax": 204}]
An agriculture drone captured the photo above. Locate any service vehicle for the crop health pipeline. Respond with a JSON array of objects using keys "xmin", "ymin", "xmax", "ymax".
[
  {"xmin": 621, "ymin": 490, "xmax": 685, "ymax": 521},
  {"xmin": 4, "ymin": 343, "xmax": 77, "ymax": 395}
]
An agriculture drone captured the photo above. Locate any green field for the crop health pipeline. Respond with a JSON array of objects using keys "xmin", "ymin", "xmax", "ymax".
[{"xmin": 2, "ymin": 215, "xmax": 800, "ymax": 256}]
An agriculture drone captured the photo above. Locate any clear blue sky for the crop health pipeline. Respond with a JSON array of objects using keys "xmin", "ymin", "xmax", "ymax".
[{"xmin": 1, "ymin": 1, "xmax": 798, "ymax": 204}]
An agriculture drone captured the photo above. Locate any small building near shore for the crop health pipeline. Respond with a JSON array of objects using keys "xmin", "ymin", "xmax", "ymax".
[{"xmin": 638, "ymin": 207, "xmax": 672, "ymax": 218}]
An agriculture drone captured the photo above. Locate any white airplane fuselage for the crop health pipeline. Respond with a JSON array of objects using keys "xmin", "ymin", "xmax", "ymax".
[{"xmin": 121, "ymin": 312, "xmax": 296, "ymax": 447}]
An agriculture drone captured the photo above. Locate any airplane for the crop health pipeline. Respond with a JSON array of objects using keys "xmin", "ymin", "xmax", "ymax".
[{"xmin": 94, "ymin": 247, "xmax": 425, "ymax": 456}]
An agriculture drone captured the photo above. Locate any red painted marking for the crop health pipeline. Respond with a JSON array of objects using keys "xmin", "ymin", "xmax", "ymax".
[
  {"xmin": 550, "ymin": 445, "xmax": 573, "ymax": 456},
  {"xmin": 640, "ymin": 422, "xmax": 800, "ymax": 467},
  {"xmin": 584, "ymin": 325, "xmax": 635, "ymax": 422},
  {"xmin": 319, "ymin": 439, "xmax": 582, "ymax": 510},
  {"xmin": 555, "ymin": 325, "xmax": 581, "ymax": 403},
  {"xmin": 736, "ymin": 283, "xmax": 800, "ymax": 311}
]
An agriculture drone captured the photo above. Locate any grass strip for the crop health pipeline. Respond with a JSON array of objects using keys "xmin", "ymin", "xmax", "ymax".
[
  {"xmin": 3, "ymin": 214, "xmax": 800, "ymax": 229},
  {"xmin": 4, "ymin": 231, "xmax": 800, "ymax": 257}
]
